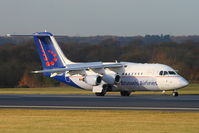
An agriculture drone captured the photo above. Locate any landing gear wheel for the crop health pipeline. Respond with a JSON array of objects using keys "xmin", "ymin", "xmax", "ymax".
[
  {"xmin": 95, "ymin": 91, "xmax": 106, "ymax": 96},
  {"xmin": 120, "ymin": 91, "xmax": 131, "ymax": 96},
  {"xmin": 172, "ymin": 92, "xmax": 178, "ymax": 97},
  {"xmin": 95, "ymin": 88, "xmax": 107, "ymax": 96}
]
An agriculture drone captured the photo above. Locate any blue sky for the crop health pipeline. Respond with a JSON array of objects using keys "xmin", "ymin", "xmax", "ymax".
[{"xmin": 0, "ymin": 0, "xmax": 199, "ymax": 36}]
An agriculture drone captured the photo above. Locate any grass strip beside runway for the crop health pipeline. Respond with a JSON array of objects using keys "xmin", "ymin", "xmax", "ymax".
[
  {"xmin": 0, "ymin": 84, "xmax": 198, "ymax": 95},
  {"xmin": 0, "ymin": 86, "xmax": 92, "ymax": 95},
  {"xmin": 0, "ymin": 109, "xmax": 198, "ymax": 133}
]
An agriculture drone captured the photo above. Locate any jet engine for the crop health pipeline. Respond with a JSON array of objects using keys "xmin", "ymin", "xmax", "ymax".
[
  {"xmin": 102, "ymin": 74, "xmax": 121, "ymax": 85},
  {"xmin": 82, "ymin": 75, "xmax": 102, "ymax": 86}
]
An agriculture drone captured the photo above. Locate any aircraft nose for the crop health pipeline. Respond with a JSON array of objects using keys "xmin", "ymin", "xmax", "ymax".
[{"xmin": 180, "ymin": 77, "xmax": 189, "ymax": 88}]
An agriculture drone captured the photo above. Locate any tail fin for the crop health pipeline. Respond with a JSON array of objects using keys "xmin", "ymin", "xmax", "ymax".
[{"xmin": 33, "ymin": 32, "xmax": 73, "ymax": 69}]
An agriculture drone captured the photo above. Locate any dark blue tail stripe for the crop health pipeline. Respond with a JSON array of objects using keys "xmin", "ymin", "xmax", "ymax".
[{"xmin": 34, "ymin": 35, "xmax": 64, "ymax": 69}]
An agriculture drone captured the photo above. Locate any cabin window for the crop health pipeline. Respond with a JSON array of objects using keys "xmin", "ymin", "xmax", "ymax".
[
  {"xmin": 122, "ymin": 73, "xmax": 124, "ymax": 75},
  {"xmin": 159, "ymin": 71, "xmax": 163, "ymax": 75}
]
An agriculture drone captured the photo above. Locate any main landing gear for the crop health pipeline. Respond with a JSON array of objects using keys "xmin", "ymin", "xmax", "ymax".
[
  {"xmin": 120, "ymin": 91, "xmax": 131, "ymax": 96},
  {"xmin": 95, "ymin": 85, "xmax": 108, "ymax": 96},
  {"xmin": 95, "ymin": 84, "xmax": 132, "ymax": 96},
  {"xmin": 95, "ymin": 90, "xmax": 106, "ymax": 96}
]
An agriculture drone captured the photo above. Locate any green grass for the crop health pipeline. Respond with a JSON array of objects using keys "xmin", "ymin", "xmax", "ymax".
[
  {"xmin": 0, "ymin": 85, "xmax": 198, "ymax": 133},
  {"xmin": 0, "ymin": 84, "xmax": 198, "ymax": 95},
  {"xmin": 0, "ymin": 86, "xmax": 91, "ymax": 95},
  {"xmin": 176, "ymin": 83, "xmax": 199, "ymax": 94},
  {"xmin": 0, "ymin": 109, "xmax": 198, "ymax": 133}
]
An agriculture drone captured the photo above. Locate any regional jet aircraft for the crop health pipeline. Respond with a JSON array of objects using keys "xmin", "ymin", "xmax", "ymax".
[{"xmin": 32, "ymin": 32, "xmax": 189, "ymax": 96}]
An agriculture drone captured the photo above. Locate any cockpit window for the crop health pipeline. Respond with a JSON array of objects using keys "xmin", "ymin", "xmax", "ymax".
[
  {"xmin": 168, "ymin": 71, "xmax": 176, "ymax": 75},
  {"xmin": 164, "ymin": 71, "xmax": 168, "ymax": 75},
  {"xmin": 159, "ymin": 71, "xmax": 163, "ymax": 75},
  {"xmin": 159, "ymin": 70, "xmax": 177, "ymax": 76}
]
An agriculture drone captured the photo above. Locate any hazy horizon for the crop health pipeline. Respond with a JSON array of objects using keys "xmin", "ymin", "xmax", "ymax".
[{"xmin": 0, "ymin": 0, "xmax": 199, "ymax": 36}]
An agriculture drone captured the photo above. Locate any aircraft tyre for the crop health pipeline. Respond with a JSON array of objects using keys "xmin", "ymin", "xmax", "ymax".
[
  {"xmin": 120, "ymin": 91, "xmax": 131, "ymax": 96},
  {"xmin": 95, "ymin": 86, "xmax": 107, "ymax": 96},
  {"xmin": 172, "ymin": 92, "xmax": 178, "ymax": 97},
  {"xmin": 95, "ymin": 91, "xmax": 106, "ymax": 96}
]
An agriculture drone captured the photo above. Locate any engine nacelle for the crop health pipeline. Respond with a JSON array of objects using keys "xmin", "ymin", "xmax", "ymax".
[
  {"xmin": 102, "ymin": 74, "xmax": 121, "ymax": 85},
  {"xmin": 83, "ymin": 75, "xmax": 102, "ymax": 86}
]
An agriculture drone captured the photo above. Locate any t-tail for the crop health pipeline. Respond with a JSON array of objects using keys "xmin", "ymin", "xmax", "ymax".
[{"xmin": 33, "ymin": 32, "xmax": 73, "ymax": 71}]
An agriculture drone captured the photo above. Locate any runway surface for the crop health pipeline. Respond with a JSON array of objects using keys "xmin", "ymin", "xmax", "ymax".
[{"xmin": 0, "ymin": 94, "xmax": 199, "ymax": 111}]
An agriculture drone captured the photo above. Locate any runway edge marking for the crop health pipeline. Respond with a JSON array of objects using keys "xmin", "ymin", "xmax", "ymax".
[{"xmin": 0, "ymin": 105, "xmax": 199, "ymax": 111}]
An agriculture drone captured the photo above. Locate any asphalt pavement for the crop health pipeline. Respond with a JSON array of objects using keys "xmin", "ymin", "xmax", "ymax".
[{"xmin": 0, "ymin": 94, "xmax": 198, "ymax": 111}]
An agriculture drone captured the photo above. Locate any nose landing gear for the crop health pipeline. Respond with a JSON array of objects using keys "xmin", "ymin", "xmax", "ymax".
[{"xmin": 172, "ymin": 90, "xmax": 179, "ymax": 97}]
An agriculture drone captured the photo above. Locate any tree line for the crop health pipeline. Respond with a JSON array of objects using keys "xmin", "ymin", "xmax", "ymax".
[{"xmin": 0, "ymin": 38, "xmax": 198, "ymax": 88}]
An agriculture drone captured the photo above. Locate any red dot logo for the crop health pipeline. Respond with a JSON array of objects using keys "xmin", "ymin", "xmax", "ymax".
[
  {"xmin": 44, "ymin": 57, "xmax": 48, "ymax": 61},
  {"xmin": 46, "ymin": 62, "xmax": 50, "ymax": 66},
  {"xmin": 42, "ymin": 50, "xmax": 58, "ymax": 67},
  {"xmin": 50, "ymin": 61, "xmax": 55, "ymax": 65}
]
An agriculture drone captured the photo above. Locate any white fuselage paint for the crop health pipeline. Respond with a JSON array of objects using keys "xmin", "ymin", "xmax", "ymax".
[
  {"xmin": 33, "ymin": 32, "xmax": 189, "ymax": 93},
  {"xmin": 68, "ymin": 62, "xmax": 189, "ymax": 92}
]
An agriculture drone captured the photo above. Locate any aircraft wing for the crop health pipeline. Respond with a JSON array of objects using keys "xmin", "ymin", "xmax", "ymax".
[{"xmin": 32, "ymin": 62, "xmax": 123, "ymax": 74}]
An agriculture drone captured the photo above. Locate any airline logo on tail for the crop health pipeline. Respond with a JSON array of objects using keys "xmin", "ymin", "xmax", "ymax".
[
  {"xmin": 38, "ymin": 38, "xmax": 58, "ymax": 67},
  {"xmin": 33, "ymin": 32, "xmax": 66, "ymax": 69}
]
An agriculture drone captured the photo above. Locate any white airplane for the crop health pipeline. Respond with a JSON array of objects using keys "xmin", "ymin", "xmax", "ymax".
[{"xmin": 32, "ymin": 32, "xmax": 189, "ymax": 97}]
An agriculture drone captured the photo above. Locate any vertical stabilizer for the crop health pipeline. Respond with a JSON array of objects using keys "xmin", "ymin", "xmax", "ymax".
[{"xmin": 33, "ymin": 32, "xmax": 73, "ymax": 69}]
